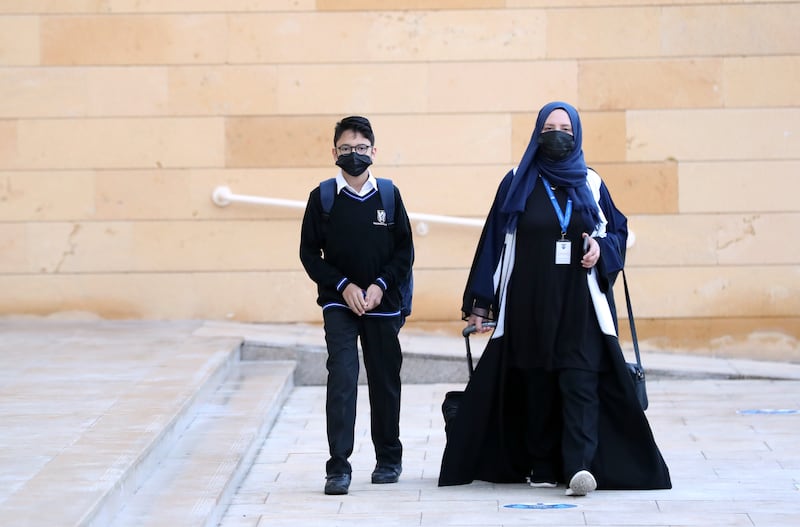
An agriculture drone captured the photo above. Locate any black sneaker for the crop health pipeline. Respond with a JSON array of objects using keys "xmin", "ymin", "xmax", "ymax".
[
  {"xmin": 371, "ymin": 464, "xmax": 402, "ymax": 484},
  {"xmin": 324, "ymin": 473, "xmax": 351, "ymax": 495}
]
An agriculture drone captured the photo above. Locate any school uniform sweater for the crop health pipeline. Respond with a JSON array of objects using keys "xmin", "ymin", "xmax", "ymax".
[{"xmin": 299, "ymin": 184, "xmax": 413, "ymax": 316}]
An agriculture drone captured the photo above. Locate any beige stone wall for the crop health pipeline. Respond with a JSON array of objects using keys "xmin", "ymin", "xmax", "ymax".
[{"xmin": 1, "ymin": 1, "xmax": 798, "ymax": 358}]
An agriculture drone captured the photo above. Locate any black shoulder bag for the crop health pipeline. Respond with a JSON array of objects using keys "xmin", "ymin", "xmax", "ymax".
[{"xmin": 622, "ymin": 269, "xmax": 648, "ymax": 411}]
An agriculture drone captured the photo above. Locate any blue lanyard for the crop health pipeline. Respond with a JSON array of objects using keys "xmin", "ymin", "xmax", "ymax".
[{"xmin": 542, "ymin": 178, "xmax": 572, "ymax": 237}]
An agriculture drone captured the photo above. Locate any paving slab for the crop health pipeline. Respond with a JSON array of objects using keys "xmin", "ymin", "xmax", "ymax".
[
  {"xmin": 1, "ymin": 317, "xmax": 799, "ymax": 527},
  {"xmin": 108, "ymin": 360, "xmax": 295, "ymax": 527},
  {"xmin": 0, "ymin": 318, "xmax": 242, "ymax": 527},
  {"xmin": 219, "ymin": 379, "xmax": 800, "ymax": 527}
]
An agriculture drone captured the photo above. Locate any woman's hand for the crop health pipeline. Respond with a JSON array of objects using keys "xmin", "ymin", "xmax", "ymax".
[
  {"xmin": 581, "ymin": 233, "xmax": 600, "ymax": 269},
  {"xmin": 467, "ymin": 314, "xmax": 493, "ymax": 333}
]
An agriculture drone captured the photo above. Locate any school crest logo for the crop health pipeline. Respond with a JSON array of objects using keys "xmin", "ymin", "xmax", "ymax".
[{"xmin": 374, "ymin": 209, "xmax": 387, "ymax": 226}]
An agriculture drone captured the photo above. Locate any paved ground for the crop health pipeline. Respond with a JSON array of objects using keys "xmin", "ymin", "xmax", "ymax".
[
  {"xmin": 0, "ymin": 317, "xmax": 798, "ymax": 527},
  {"xmin": 219, "ymin": 379, "xmax": 800, "ymax": 527},
  {"xmin": 214, "ymin": 323, "xmax": 800, "ymax": 527}
]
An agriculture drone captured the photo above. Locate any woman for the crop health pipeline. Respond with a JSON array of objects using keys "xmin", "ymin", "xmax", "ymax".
[{"xmin": 438, "ymin": 102, "xmax": 671, "ymax": 496}]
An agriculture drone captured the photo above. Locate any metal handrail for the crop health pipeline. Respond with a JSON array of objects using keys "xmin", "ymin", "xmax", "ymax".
[
  {"xmin": 212, "ymin": 186, "xmax": 306, "ymax": 210},
  {"xmin": 210, "ymin": 185, "xmax": 634, "ymax": 246},
  {"xmin": 211, "ymin": 186, "xmax": 484, "ymax": 235}
]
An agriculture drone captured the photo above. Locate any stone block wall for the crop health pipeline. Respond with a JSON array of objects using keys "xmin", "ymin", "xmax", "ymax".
[{"xmin": 1, "ymin": 1, "xmax": 798, "ymax": 358}]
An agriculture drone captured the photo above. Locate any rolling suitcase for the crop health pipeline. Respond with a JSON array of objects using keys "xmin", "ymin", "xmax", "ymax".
[{"xmin": 441, "ymin": 322, "xmax": 496, "ymax": 439}]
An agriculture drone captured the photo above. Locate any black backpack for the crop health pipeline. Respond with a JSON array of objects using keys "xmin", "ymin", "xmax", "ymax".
[{"xmin": 319, "ymin": 178, "xmax": 414, "ymax": 320}]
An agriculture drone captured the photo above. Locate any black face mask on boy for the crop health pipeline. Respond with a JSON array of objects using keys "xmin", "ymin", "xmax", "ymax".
[
  {"xmin": 537, "ymin": 131, "xmax": 575, "ymax": 162},
  {"xmin": 336, "ymin": 152, "xmax": 373, "ymax": 177}
]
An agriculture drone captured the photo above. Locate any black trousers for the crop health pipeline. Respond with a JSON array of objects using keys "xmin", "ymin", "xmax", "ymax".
[
  {"xmin": 521, "ymin": 368, "xmax": 599, "ymax": 482},
  {"xmin": 323, "ymin": 308, "xmax": 403, "ymax": 476}
]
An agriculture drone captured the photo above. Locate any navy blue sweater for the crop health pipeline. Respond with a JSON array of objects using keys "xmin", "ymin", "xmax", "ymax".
[{"xmin": 300, "ymin": 184, "xmax": 414, "ymax": 316}]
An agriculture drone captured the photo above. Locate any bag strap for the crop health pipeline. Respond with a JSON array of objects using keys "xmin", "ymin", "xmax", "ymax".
[
  {"xmin": 621, "ymin": 269, "xmax": 643, "ymax": 369},
  {"xmin": 376, "ymin": 178, "xmax": 395, "ymax": 224},
  {"xmin": 319, "ymin": 178, "xmax": 336, "ymax": 218}
]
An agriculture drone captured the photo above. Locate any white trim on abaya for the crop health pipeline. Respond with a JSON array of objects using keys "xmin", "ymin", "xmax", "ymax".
[{"xmin": 491, "ymin": 168, "xmax": 617, "ymax": 340}]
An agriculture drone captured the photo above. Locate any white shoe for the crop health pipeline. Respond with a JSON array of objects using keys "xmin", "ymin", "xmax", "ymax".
[
  {"xmin": 529, "ymin": 480, "xmax": 557, "ymax": 488},
  {"xmin": 565, "ymin": 470, "xmax": 596, "ymax": 497}
]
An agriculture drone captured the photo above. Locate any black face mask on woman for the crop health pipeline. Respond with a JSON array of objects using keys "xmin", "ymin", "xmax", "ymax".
[
  {"xmin": 537, "ymin": 131, "xmax": 575, "ymax": 161},
  {"xmin": 335, "ymin": 152, "xmax": 373, "ymax": 177}
]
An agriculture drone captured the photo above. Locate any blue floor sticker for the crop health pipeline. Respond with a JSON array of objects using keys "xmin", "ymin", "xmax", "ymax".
[
  {"xmin": 737, "ymin": 409, "xmax": 799, "ymax": 415},
  {"xmin": 504, "ymin": 503, "xmax": 577, "ymax": 510}
]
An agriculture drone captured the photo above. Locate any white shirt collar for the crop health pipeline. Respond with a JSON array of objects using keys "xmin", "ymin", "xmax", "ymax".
[{"xmin": 335, "ymin": 170, "xmax": 378, "ymax": 197}]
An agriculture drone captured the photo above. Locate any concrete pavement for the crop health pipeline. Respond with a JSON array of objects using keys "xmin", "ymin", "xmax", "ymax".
[
  {"xmin": 221, "ymin": 380, "xmax": 800, "ymax": 527},
  {"xmin": 0, "ymin": 317, "xmax": 798, "ymax": 527}
]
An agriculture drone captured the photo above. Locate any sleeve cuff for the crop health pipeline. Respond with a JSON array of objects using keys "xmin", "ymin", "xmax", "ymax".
[
  {"xmin": 374, "ymin": 277, "xmax": 388, "ymax": 291},
  {"xmin": 471, "ymin": 306, "xmax": 490, "ymax": 318}
]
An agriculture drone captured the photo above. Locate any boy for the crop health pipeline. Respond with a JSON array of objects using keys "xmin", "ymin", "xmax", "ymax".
[{"xmin": 299, "ymin": 116, "xmax": 414, "ymax": 495}]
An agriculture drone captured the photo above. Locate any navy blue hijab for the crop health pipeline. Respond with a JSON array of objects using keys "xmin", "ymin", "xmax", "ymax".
[{"xmin": 500, "ymin": 101, "xmax": 601, "ymax": 233}]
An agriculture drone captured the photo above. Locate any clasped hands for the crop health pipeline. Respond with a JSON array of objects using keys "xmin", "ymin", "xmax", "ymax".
[{"xmin": 343, "ymin": 282, "xmax": 383, "ymax": 316}]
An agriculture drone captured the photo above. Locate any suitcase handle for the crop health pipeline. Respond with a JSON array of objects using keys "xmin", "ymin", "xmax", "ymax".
[
  {"xmin": 462, "ymin": 321, "xmax": 497, "ymax": 376},
  {"xmin": 462, "ymin": 321, "xmax": 497, "ymax": 337}
]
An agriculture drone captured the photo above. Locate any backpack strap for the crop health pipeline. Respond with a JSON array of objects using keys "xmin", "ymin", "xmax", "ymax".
[
  {"xmin": 319, "ymin": 178, "xmax": 337, "ymax": 219},
  {"xmin": 376, "ymin": 178, "xmax": 395, "ymax": 225}
]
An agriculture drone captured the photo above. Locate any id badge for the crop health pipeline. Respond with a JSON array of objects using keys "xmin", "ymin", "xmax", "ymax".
[{"xmin": 555, "ymin": 240, "xmax": 571, "ymax": 265}]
